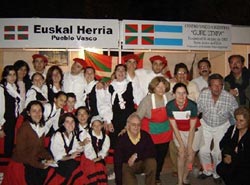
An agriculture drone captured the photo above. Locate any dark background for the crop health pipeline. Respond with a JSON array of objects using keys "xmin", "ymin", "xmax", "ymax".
[{"xmin": 1, "ymin": 0, "xmax": 250, "ymax": 26}]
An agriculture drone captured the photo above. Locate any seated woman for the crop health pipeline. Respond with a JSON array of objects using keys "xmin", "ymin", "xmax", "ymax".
[
  {"xmin": 3, "ymin": 100, "xmax": 54, "ymax": 185},
  {"xmin": 81, "ymin": 115, "xmax": 110, "ymax": 184},
  {"xmin": 217, "ymin": 107, "xmax": 250, "ymax": 185},
  {"xmin": 49, "ymin": 113, "xmax": 82, "ymax": 184}
]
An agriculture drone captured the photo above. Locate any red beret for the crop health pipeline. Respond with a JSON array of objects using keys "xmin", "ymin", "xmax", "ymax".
[
  {"xmin": 73, "ymin": 58, "xmax": 86, "ymax": 68},
  {"xmin": 149, "ymin": 55, "xmax": 167, "ymax": 66},
  {"xmin": 123, "ymin": 54, "xmax": 140, "ymax": 63},
  {"xmin": 32, "ymin": 54, "xmax": 48, "ymax": 64}
]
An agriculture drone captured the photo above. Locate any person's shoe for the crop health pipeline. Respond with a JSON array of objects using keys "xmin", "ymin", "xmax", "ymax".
[
  {"xmin": 213, "ymin": 177, "xmax": 223, "ymax": 184},
  {"xmin": 183, "ymin": 178, "xmax": 191, "ymax": 185},
  {"xmin": 155, "ymin": 179, "xmax": 161, "ymax": 185},
  {"xmin": 198, "ymin": 173, "xmax": 212, "ymax": 179},
  {"xmin": 108, "ymin": 172, "xmax": 115, "ymax": 180},
  {"xmin": 172, "ymin": 171, "xmax": 178, "ymax": 177}
]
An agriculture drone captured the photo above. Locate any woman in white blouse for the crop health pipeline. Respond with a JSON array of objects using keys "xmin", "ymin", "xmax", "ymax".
[
  {"xmin": 50, "ymin": 113, "xmax": 81, "ymax": 183},
  {"xmin": 13, "ymin": 60, "xmax": 32, "ymax": 112},
  {"xmin": 0, "ymin": 65, "xmax": 21, "ymax": 157},
  {"xmin": 25, "ymin": 72, "xmax": 48, "ymax": 107}
]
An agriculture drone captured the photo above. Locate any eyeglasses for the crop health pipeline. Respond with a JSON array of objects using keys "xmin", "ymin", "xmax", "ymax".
[{"xmin": 177, "ymin": 71, "xmax": 187, "ymax": 75}]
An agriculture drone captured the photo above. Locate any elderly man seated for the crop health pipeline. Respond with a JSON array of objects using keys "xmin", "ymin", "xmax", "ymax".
[{"xmin": 114, "ymin": 113, "xmax": 157, "ymax": 185}]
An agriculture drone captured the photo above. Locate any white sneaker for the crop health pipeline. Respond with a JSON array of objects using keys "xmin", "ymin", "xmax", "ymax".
[{"xmin": 108, "ymin": 172, "xmax": 115, "ymax": 180}]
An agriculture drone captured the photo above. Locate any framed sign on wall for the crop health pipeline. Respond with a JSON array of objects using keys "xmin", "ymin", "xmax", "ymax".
[{"xmin": 39, "ymin": 51, "xmax": 68, "ymax": 66}]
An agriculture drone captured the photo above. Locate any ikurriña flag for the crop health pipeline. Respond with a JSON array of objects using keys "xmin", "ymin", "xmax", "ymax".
[
  {"xmin": 84, "ymin": 50, "xmax": 117, "ymax": 82},
  {"xmin": 84, "ymin": 51, "xmax": 146, "ymax": 82}
]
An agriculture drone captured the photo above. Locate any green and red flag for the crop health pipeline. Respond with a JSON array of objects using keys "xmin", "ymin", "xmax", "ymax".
[
  {"xmin": 18, "ymin": 34, "xmax": 28, "ymax": 40},
  {"xmin": 4, "ymin": 34, "xmax": 15, "ymax": 40},
  {"xmin": 142, "ymin": 24, "xmax": 154, "ymax": 33},
  {"xmin": 84, "ymin": 51, "xmax": 118, "ymax": 82},
  {"xmin": 17, "ymin": 26, "xmax": 28, "ymax": 32},
  {"xmin": 125, "ymin": 36, "xmax": 138, "ymax": 45},
  {"xmin": 125, "ymin": 24, "xmax": 138, "ymax": 33},
  {"xmin": 142, "ymin": 36, "xmax": 154, "ymax": 45},
  {"xmin": 4, "ymin": 26, "xmax": 15, "ymax": 32}
]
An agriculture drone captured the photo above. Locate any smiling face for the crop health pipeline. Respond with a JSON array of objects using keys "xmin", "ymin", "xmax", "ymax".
[
  {"xmin": 54, "ymin": 94, "xmax": 67, "ymax": 109},
  {"xmin": 154, "ymin": 82, "xmax": 166, "ymax": 96},
  {"xmin": 28, "ymin": 104, "xmax": 43, "ymax": 124},
  {"xmin": 91, "ymin": 120, "xmax": 103, "ymax": 134},
  {"xmin": 17, "ymin": 66, "xmax": 28, "ymax": 80},
  {"xmin": 198, "ymin": 61, "xmax": 210, "ymax": 77},
  {"xmin": 66, "ymin": 97, "xmax": 76, "ymax": 110},
  {"xmin": 236, "ymin": 114, "xmax": 249, "ymax": 131},
  {"xmin": 152, "ymin": 60, "xmax": 164, "ymax": 74},
  {"xmin": 71, "ymin": 62, "xmax": 83, "ymax": 75},
  {"xmin": 77, "ymin": 109, "xmax": 89, "ymax": 125},
  {"xmin": 174, "ymin": 86, "xmax": 188, "ymax": 106},
  {"xmin": 115, "ymin": 65, "xmax": 126, "ymax": 81},
  {"xmin": 33, "ymin": 58, "xmax": 46, "ymax": 73},
  {"xmin": 84, "ymin": 68, "xmax": 95, "ymax": 83},
  {"xmin": 125, "ymin": 59, "xmax": 137, "ymax": 72},
  {"xmin": 51, "ymin": 69, "xmax": 62, "ymax": 84},
  {"xmin": 229, "ymin": 56, "xmax": 244, "ymax": 76},
  {"xmin": 6, "ymin": 70, "xmax": 17, "ymax": 84},
  {"xmin": 209, "ymin": 79, "xmax": 223, "ymax": 98},
  {"xmin": 32, "ymin": 73, "xmax": 44, "ymax": 88},
  {"xmin": 175, "ymin": 68, "xmax": 188, "ymax": 83},
  {"xmin": 64, "ymin": 116, "xmax": 76, "ymax": 133},
  {"xmin": 127, "ymin": 116, "xmax": 141, "ymax": 136}
]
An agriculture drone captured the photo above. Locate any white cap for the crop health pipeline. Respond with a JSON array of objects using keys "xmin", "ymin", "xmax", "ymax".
[{"xmin": 90, "ymin": 115, "xmax": 103, "ymax": 127}]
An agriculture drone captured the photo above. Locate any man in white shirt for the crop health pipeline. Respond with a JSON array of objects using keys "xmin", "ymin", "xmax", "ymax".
[
  {"xmin": 63, "ymin": 58, "xmax": 87, "ymax": 108},
  {"xmin": 192, "ymin": 59, "xmax": 211, "ymax": 92},
  {"xmin": 124, "ymin": 54, "xmax": 144, "ymax": 105},
  {"xmin": 30, "ymin": 54, "xmax": 48, "ymax": 78},
  {"xmin": 136, "ymin": 55, "xmax": 168, "ymax": 98}
]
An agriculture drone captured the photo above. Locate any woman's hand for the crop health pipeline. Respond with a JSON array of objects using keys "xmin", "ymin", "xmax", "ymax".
[
  {"xmin": 70, "ymin": 151, "xmax": 81, "ymax": 159},
  {"xmin": 93, "ymin": 157, "xmax": 102, "ymax": 162},
  {"xmin": 223, "ymin": 154, "xmax": 232, "ymax": 164},
  {"xmin": 42, "ymin": 159, "xmax": 56, "ymax": 169},
  {"xmin": 118, "ymin": 128, "xmax": 127, "ymax": 136},
  {"xmin": 79, "ymin": 137, "xmax": 90, "ymax": 146},
  {"xmin": 108, "ymin": 123, "xmax": 114, "ymax": 133}
]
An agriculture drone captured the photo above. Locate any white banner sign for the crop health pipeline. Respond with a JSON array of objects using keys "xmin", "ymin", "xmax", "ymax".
[
  {"xmin": 122, "ymin": 20, "xmax": 231, "ymax": 51},
  {"xmin": 0, "ymin": 18, "xmax": 119, "ymax": 48}
]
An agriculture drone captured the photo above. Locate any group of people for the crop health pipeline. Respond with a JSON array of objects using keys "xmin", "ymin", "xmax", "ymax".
[{"xmin": 0, "ymin": 53, "xmax": 249, "ymax": 185}]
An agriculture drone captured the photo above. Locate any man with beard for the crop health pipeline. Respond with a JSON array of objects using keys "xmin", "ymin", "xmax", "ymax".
[
  {"xmin": 224, "ymin": 55, "xmax": 250, "ymax": 108},
  {"xmin": 192, "ymin": 58, "xmax": 211, "ymax": 92},
  {"xmin": 136, "ymin": 55, "xmax": 168, "ymax": 98}
]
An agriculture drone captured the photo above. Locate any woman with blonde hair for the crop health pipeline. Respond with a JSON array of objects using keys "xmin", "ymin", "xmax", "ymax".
[{"xmin": 137, "ymin": 76, "xmax": 173, "ymax": 185}]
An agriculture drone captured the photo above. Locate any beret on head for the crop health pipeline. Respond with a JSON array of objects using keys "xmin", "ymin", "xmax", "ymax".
[
  {"xmin": 90, "ymin": 115, "xmax": 103, "ymax": 127},
  {"xmin": 149, "ymin": 55, "xmax": 167, "ymax": 66},
  {"xmin": 32, "ymin": 54, "xmax": 48, "ymax": 64},
  {"xmin": 123, "ymin": 54, "xmax": 140, "ymax": 63},
  {"xmin": 73, "ymin": 58, "xmax": 86, "ymax": 68}
]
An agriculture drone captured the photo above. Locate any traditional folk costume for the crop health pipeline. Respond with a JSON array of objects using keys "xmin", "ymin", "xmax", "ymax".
[
  {"xmin": 81, "ymin": 129, "xmax": 110, "ymax": 184},
  {"xmin": 3, "ymin": 120, "xmax": 52, "ymax": 185},
  {"xmin": 0, "ymin": 83, "xmax": 21, "ymax": 157}
]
